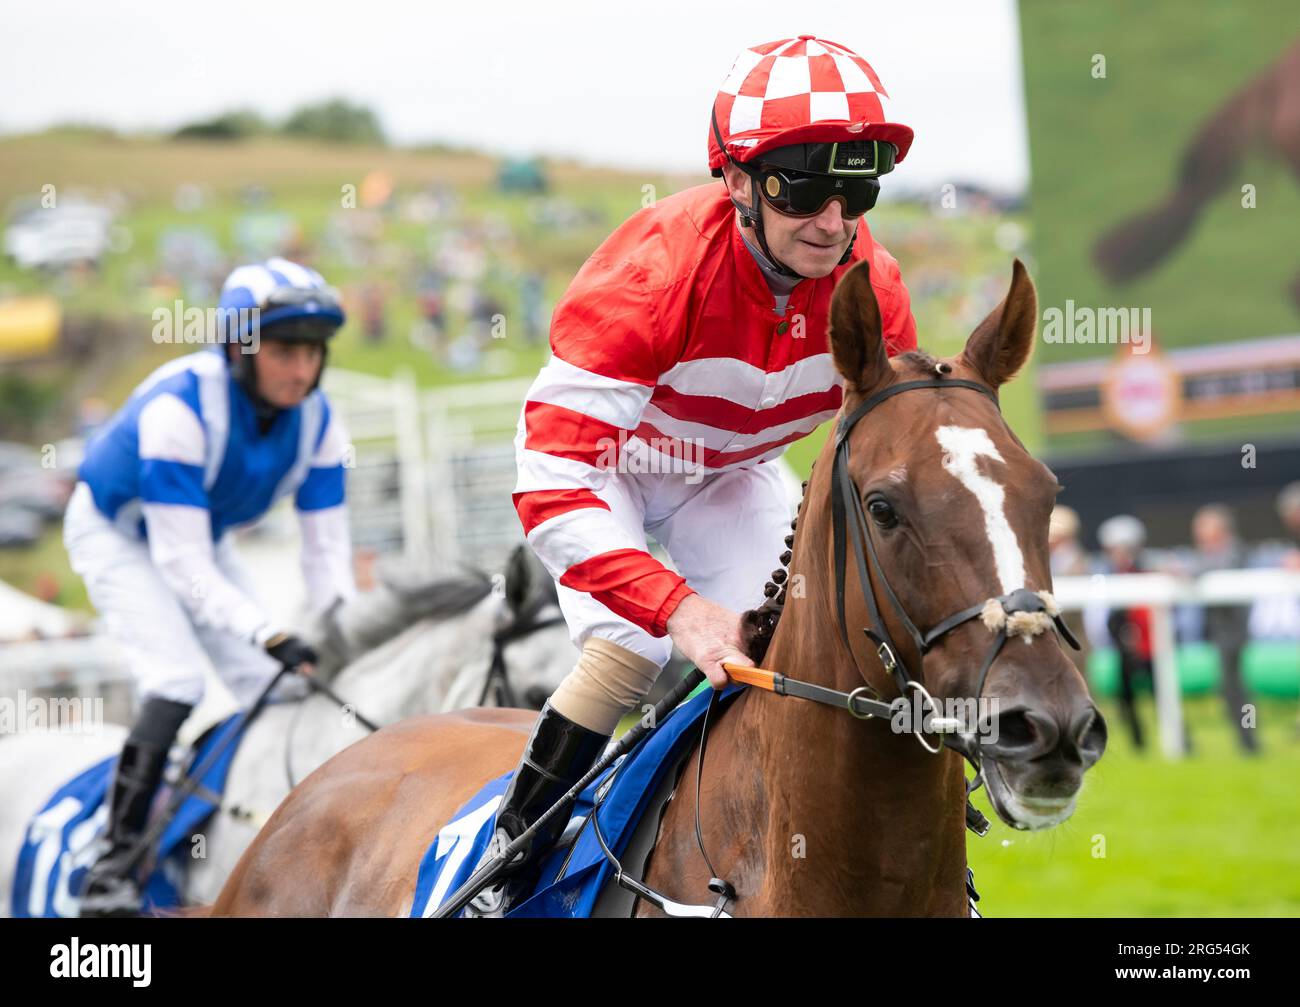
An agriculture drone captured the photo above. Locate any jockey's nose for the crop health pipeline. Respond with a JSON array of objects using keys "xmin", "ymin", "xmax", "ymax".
[
  {"xmin": 811, "ymin": 199, "xmax": 850, "ymax": 232},
  {"xmin": 295, "ymin": 350, "xmax": 321, "ymax": 382}
]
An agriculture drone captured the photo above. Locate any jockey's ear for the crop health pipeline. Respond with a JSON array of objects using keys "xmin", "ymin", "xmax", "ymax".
[
  {"xmin": 829, "ymin": 259, "xmax": 891, "ymax": 394},
  {"xmin": 961, "ymin": 258, "xmax": 1038, "ymax": 389},
  {"xmin": 720, "ymin": 161, "xmax": 752, "ymax": 207}
]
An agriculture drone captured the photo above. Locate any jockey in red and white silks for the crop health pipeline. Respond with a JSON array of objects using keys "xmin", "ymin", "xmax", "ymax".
[{"xmin": 515, "ymin": 39, "xmax": 918, "ymax": 719}]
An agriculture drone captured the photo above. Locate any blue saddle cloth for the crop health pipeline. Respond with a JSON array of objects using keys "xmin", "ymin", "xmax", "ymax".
[
  {"xmin": 410, "ymin": 683, "xmax": 744, "ymax": 918},
  {"xmin": 12, "ymin": 713, "xmax": 246, "ymax": 918}
]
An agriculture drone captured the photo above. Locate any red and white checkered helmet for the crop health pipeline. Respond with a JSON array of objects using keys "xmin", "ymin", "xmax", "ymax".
[{"xmin": 708, "ymin": 35, "xmax": 914, "ymax": 175}]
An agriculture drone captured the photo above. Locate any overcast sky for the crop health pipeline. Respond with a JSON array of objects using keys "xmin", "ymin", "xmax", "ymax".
[{"xmin": 0, "ymin": 0, "xmax": 1028, "ymax": 192}]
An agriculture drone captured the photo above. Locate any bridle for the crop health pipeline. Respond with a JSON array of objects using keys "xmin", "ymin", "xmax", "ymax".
[
  {"xmin": 477, "ymin": 593, "xmax": 566, "ymax": 708},
  {"xmin": 832, "ymin": 375, "xmax": 1079, "ymax": 780},
  {"xmin": 730, "ymin": 373, "xmax": 1080, "ymax": 837}
]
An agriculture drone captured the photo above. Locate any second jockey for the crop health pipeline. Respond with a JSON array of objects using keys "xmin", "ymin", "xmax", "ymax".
[
  {"xmin": 67, "ymin": 258, "xmax": 356, "ymax": 916},
  {"xmin": 471, "ymin": 35, "xmax": 919, "ymax": 915}
]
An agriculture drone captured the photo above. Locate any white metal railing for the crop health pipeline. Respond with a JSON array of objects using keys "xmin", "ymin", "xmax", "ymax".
[
  {"xmin": 1053, "ymin": 571, "xmax": 1300, "ymax": 759},
  {"xmin": 4, "ymin": 543, "xmax": 1295, "ymax": 757},
  {"xmin": 30, "ymin": 366, "xmax": 1284, "ymax": 761},
  {"xmin": 0, "ymin": 636, "xmax": 128, "ymax": 686},
  {"xmin": 420, "ymin": 377, "xmax": 534, "ymax": 572},
  {"xmin": 323, "ymin": 368, "xmax": 534, "ymax": 571}
]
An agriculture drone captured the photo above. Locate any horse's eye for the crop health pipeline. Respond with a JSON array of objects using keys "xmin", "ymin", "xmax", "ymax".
[{"xmin": 867, "ymin": 497, "xmax": 897, "ymax": 528}]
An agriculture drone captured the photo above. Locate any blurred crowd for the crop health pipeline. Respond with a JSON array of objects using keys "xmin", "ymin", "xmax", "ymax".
[
  {"xmin": 1049, "ymin": 483, "xmax": 1300, "ymax": 754},
  {"xmin": 1, "ymin": 169, "xmax": 579, "ymax": 379},
  {"xmin": 140, "ymin": 175, "xmax": 567, "ymax": 375}
]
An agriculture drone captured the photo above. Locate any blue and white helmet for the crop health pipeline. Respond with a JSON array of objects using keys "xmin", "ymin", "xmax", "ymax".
[{"xmin": 218, "ymin": 256, "xmax": 345, "ymax": 345}]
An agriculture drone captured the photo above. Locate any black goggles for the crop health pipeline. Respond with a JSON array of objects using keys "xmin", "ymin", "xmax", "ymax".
[
  {"xmin": 256, "ymin": 315, "xmax": 339, "ymax": 344},
  {"xmin": 749, "ymin": 166, "xmax": 882, "ymax": 218},
  {"xmin": 710, "ymin": 106, "xmax": 893, "ymax": 219},
  {"xmin": 263, "ymin": 284, "xmax": 343, "ymax": 313}
]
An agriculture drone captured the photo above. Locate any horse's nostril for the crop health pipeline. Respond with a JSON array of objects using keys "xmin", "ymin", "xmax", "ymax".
[
  {"xmin": 991, "ymin": 709, "xmax": 1035, "ymax": 749},
  {"xmin": 988, "ymin": 708, "xmax": 1058, "ymax": 756},
  {"xmin": 1074, "ymin": 706, "xmax": 1109, "ymax": 764}
]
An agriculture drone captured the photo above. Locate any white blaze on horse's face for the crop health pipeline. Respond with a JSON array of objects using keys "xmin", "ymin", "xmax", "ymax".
[{"xmin": 935, "ymin": 426, "xmax": 1025, "ymax": 595}]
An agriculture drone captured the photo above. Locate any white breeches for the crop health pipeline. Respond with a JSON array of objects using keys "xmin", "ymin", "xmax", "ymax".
[
  {"xmin": 549, "ymin": 462, "xmax": 793, "ymax": 732},
  {"xmin": 63, "ymin": 483, "xmax": 281, "ymax": 708}
]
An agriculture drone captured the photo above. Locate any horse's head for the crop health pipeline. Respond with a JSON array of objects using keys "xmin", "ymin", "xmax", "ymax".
[
  {"xmin": 824, "ymin": 258, "xmax": 1106, "ymax": 831},
  {"xmin": 500, "ymin": 543, "xmax": 578, "ymax": 709}
]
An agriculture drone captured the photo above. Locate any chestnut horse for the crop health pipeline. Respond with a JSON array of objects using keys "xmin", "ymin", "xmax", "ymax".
[{"xmin": 211, "ymin": 258, "xmax": 1106, "ymax": 917}]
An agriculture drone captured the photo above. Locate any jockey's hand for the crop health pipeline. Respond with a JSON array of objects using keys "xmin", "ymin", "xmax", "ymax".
[
  {"xmin": 665, "ymin": 593, "xmax": 753, "ymax": 690},
  {"xmin": 263, "ymin": 632, "xmax": 318, "ymax": 676}
]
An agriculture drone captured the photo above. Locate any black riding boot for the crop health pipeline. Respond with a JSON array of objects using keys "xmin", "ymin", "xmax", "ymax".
[
  {"xmin": 466, "ymin": 701, "xmax": 608, "ymax": 917},
  {"xmin": 79, "ymin": 696, "xmax": 192, "ymax": 917}
]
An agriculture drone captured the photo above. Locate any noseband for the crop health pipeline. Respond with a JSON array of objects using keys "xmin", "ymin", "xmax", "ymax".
[
  {"xmin": 828, "ymin": 376, "xmax": 1080, "ymax": 820},
  {"xmin": 833, "ymin": 377, "xmax": 1078, "ymax": 690}
]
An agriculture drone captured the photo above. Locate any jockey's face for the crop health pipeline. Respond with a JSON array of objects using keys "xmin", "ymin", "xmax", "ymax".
[
  {"xmin": 723, "ymin": 163, "xmax": 857, "ymax": 279},
  {"xmin": 254, "ymin": 340, "xmax": 324, "ymax": 407}
]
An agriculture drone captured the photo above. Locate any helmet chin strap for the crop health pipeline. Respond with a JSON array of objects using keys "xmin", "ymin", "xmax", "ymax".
[
  {"xmin": 711, "ymin": 107, "xmax": 859, "ymax": 282},
  {"xmin": 736, "ymin": 185, "xmax": 805, "ymax": 281}
]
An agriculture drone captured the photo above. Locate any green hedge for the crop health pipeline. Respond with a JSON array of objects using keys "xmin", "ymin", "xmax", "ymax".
[{"xmin": 1088, "ymin": 642, "xmax": 1300, "ymax": 698}]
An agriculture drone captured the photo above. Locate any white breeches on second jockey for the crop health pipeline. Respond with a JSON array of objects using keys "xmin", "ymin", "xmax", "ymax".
[
  {"xmin": 63, "ymin": 482, "xmax": 281, "ymax": 708},
  {"xmin": 549, "ymin": 461, "xmax": 793, "ymax": 733}
]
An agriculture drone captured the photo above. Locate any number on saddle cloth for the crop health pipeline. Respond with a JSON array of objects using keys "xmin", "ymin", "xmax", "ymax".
[
  {"xmin": 11, "ymin": 713, "xmax": 247, "ymax": 918},
  {"xmin": 412, "ymin": 684, "xmax": 743, "ymax": 918}
]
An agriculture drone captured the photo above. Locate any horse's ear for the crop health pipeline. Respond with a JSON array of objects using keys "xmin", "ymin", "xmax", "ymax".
[
  {"xmin": 961, "ymin": 258, "xmax": 1038, "ymax": 389},
  {"xmin": 503, "ymin": 544, "xmax": 531, "ymax": 614},
  {"xmin": 829, "ymin": 260, "xmax": 892, "ymax": 394}
]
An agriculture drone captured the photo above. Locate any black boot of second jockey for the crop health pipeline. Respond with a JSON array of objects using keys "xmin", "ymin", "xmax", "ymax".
[
  {"xmin": 467, "ymin": 701, "xmax": 608, "ymax": 917},
  {"xmin": 79, "ymin": 696, "xmax": 192, "ymax": 918}
]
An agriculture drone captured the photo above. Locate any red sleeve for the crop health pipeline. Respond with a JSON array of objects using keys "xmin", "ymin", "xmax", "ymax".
[{"xmin": 513, "ymin": 254, "xmax": 696, "ymax": 638}]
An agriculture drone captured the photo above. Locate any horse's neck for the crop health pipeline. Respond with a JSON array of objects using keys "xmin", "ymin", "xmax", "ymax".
[{"xmin": 712, "ymin": 477, "xmax": 969, "ymax": 915}]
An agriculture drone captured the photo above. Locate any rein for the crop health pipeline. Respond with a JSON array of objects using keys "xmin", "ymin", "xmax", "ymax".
[
  {"xmin": 282, "ymin": 673, "xmax": 382, "ymax": 791},
  {"xmin": 282, "ymin": 595, "xmax": 563, "ymax": 792}
]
